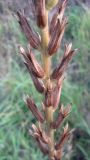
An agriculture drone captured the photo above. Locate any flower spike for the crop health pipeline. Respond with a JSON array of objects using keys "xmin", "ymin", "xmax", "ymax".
[{"xmin": 17, "ymin": 0, "xmax": 78, "ymax": 159}]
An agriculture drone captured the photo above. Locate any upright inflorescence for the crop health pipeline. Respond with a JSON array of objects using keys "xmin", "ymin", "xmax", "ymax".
[{"xmin": 17, "ymin": 0, "xmax": 78, "ymax": 160}]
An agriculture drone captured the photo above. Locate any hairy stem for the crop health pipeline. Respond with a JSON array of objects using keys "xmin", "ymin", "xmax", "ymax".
[{"xmin": 41, "ymin": 10, "xmax": 54, "ymax": 160}]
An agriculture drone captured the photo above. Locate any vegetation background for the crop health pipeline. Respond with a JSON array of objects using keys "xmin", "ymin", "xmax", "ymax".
[{"xmin": 0, "ymin": 0, "xmax": 90, "ymax": 160}]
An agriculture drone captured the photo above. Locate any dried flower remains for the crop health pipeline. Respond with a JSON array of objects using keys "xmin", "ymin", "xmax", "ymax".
[{"xmin": 17, "ymin": 0, "xmax": 78, "ymax": 160}]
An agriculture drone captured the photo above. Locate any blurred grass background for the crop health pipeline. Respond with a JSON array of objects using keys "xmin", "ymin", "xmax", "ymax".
[{"xmin": 0, "ymin": 0, "xmax": 90, "ymax": 160}]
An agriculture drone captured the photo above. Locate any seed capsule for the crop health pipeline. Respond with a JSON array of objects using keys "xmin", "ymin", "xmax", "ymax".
[
  {"xmin": 36, "ymin": 139, "xmax": 49, "ymax": 155},
  {"xmin": 48, "ymin": 18, "xmax": 68, "ymax": 56},
  {"xmin": 29, "ymin": 124, "xmax": 49, "ymax": 155},
  {"xmin": 24, "ymin": 95, "xmax": 44, "ymax": 123},
  {"xmin": 30, "ymin": 72, "xmax": 45, "ymax": 93},
  {"xmin": 51, "ymin": 44, "xmax": 78, "ymax": 80},
  {"xmin": 19, "ymin": 46, "xmax": 44, "ymax": 78},
  {"xmin": 17, "ymin": 11, "xmax": 41, "ymax": 49},
  {"xmin": 34, "ymin": 0, "xmax": 47, "ymax": 28},
  {"xmin": 55, "ymin": 123, "xmax": 70, "ymax": 150},
  {"xmin": 51, "ymin": 112, "xmax": 64, "ymax": 129},
  {"xmin": 51, "ymin": 104, "xmax": 71, "ymax": 129},
  {"xmin": 49, "ymin": 0, "xmax": 68, "ymax": 35},
  {"xmin": 24, "ymin": 63, "xmax": 45, "ymax": 93}
]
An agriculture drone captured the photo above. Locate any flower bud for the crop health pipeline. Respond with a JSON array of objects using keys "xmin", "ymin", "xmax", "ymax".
[
  {"xmin": 24, "ymin": 95, "xmax": 44, "ymax": 123},
  {"xmin": 55, "ymin": 123, "xmax": 70, "ymax": 150},
  {"xmin": 49, "ymin": 13, "xmax": 58, "ymax": 35},
  {"xmin": 36, "ymin": 139, "xmax": 49, "ymax": 155},
  {"xmin": 19, "ymin": 46, "xmax": 44, "ymax": 78},
  {"xmin": 48, "ymin": 18, "xmax": 68, "ymax": 56},
  {"xmin": 51, "ymin": 112, "xmax": 64, "ymax": 129},
  {"xmin": 17, "ymin": 11, "xmax": 41, "ymax": 49},
  {"xmin": 34, "ymin": 0, "xmax": 47, "ymax": 28},
  {"xmin": 51, "ymin": 104, "xmax": 71, "ymax": 129},
  {"xmin": 24, "ymin": 64, "xmax": 45, "ymax": 93},
  {"xmin": 30, "ymin": 72, "xmax": 45, "ymax": 93},
  {"xmin": 51, "ymin": 44, "xmax": 78, "ymax": 80},
  {"xmin": 49, "ymin": 0, "xmax": 68, "ymax": 35},
  {"xmin": 29, "ymin": 124, "xmax": 49, "ymax": 155}
]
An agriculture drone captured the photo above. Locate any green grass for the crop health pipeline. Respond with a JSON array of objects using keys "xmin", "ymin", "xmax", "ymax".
[{"xmin": 0, "ymin": 5, "xmax": 90, "ymax": 160}]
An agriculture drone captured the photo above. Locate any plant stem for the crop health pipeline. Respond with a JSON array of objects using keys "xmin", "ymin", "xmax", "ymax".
[
  {"xmin": 41, "ymin": 11, "xmax": 51, "ymax": 80},
  {"xmin": 41, "ymin": 10, "xmax": 54, "ymax": 160}
]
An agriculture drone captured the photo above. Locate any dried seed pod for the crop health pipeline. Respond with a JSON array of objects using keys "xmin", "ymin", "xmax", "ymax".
[
  {"xmin": 49, "ymin": 0, "xmax": 68, "ymax": 34},
  {"xmin": 31, "ymin": 123, "xmax": 49, "ymax": 144},
  {"xmin": 26, "ymin": 47, "xmax": 44, "ymax": 77},
  {"xmin": 36, "ymin": 139, "xmax": 49, "ymax": 155},
  {"xmin": 51, "ymin": 44, "xmax": 78, "ymax": 80},
  {"xmin": 19, "ymin": 46, "xmax": 44, "ymax": 78},
  {"xmin": 52, "ymin": 78, "xmax": 63, "ymax": 109},
  {"xmin": 17, "ymin": 11, "xmax": 41, "ymax": 49},
  {"xmin": 30, "ymin": 72, "xmax": 45, "ymax": 93},
  {"xmin": 51, "ymin": 111, "xmax": 64, "ymax": 129},
  {"xmin": 34, "ymin": 0, "xmax": 47, "ymax": 28},
  {"xmin": 51, "ymin": 105, "xmax": 64, "ymax": 129},
  {"xmin": 58, "ymin": 0, "xmax": 68, "ymax": 23},
  {"xmin": 29, "ymin": 125, "xmax": 49, "ymax": 155},
  {"xmin": 24, "ymin": 95, "xmax": 44, "ymax": 123},
  {"xmin": 48, "ymin": 17, "xmax": 68, "ymax": 56},
  {"xmin": 51, "ymin": 104, "xmax": 71, "ymax": 129},
  {"xmin": 55, "ymin": 123, "xmax": 70, "ymax": 150},
  {"xmin": 24, "ymin": 61, "xmax": 45, "ymax": 93},
  {"xmin": 49, "ymin": 13, "xmax": 58, "ymax": 35}
]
